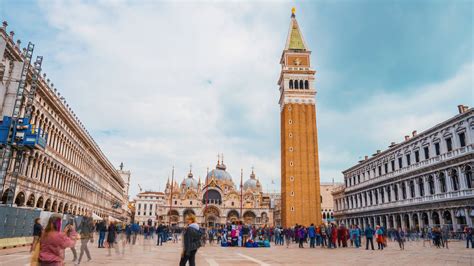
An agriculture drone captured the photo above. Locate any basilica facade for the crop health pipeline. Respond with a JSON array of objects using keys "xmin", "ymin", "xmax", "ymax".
[{"xmin": 133, "ymin": 159, "xmax": 274, "ymax": 227}]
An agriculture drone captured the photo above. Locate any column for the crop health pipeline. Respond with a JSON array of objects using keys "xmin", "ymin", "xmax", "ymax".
[
  {"xmin": 414, "ymin": 179, "xmax": 420, "ymax": 197},
  {"xmin": 397, "ymin": 183, "xmax": 403, "ymax": 200},
  {"xmin": 445, "ymin": 169, "xmax": 453, "ymax": 192},
  {"xmin": 466, "ymin": 208, "xmax": 473, "ymax": 227},
  {"xmin": 383, "ymin": 187, "xmax": 388, "ymax": 203},
  {"xmin": 390, "ymin": 184, "xmax": 396, "ymax": 202},
  {"xmin": 450, "ymin": 209, "xmax": 458, "ymax": 231},
  {"xmin": 434, "ymin": 175, "xmax": 441, "ymax": 194},
  {"xmin": 423, "ymin": 176, "xmax": 430, "ymax": 195},
  {"xmin": 405, "ymin": 181, "xmax": 411, "ymax": 199},
  {"xmin": 459, "ymin": 166, "xmax": 467, "ymax": 190},
  {"xmin": 417, "ymin": 212, "xmax": 422, "ymax": 229}
]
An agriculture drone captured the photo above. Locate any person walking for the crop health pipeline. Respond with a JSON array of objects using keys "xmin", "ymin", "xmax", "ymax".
[
  {"xmin": 98, "ymin": 220, "xmax": 106, "ymax": 248},
  {"xmin": 106, "ymin": 221, "xmax": 119, "ymax": 256},
  {"xmin": 76, "ymin": 216, "xmax": 94, "ymax": 265},
  {"xmin": 365, "ymin": 225, "xmax": 375, "ymax": 250},
  {"xmin": 131, "ymin": 222, "xmax": 140, "ymax": 245},
  {"xmin": 298, "ymin": 226, "xmax": 305, "ymax": 248},
  {"xmin": 375, "ymin": 226, "xmax": 384, "ymax": 250},
  {"xmin": 284, "ymin": 227, "xmax": 292, "ymax": 248},
  {"xmin": 63, "ymin": 220, "xmax": 77, "ymax": 263},
  {"xmin": 441, "ymin": 225, "xmax": 449, "ymax": 249},
  {"xmin": 308, "ymin": 224, "xmax": 316, "ymax": 248},
  {"xmin": 394, "ymin": 227, "xmax": 404, "ymax": 250},
  {"xmin": 37, "ymin": 215, "xmax": 77, "ymax": 266},
  {"xmin": 465, "ymin": 226, "xmax": 473, "ymax": 248},
  {"xmin": 30, "ymin": 218, "xmax": 43, "ymax": 253},
  {"xmin": 179, "ymin": 214, "xmax": 202, "ymax": 266}
]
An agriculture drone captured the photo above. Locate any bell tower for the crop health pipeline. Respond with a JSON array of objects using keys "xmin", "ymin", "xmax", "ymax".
[{"xmin": 278, "ymin": 8, "xmax": 322, "ymax": 227}]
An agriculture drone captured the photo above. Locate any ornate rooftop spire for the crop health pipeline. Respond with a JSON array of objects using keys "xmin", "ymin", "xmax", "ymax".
[{"xmin": 285, "ymin": 7, "xmax": 308, "ymax": 51}]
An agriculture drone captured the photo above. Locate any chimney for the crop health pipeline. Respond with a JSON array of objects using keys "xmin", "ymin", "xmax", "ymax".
[
  {"xmin": 2, "ymin": 21, "xmax": 7, "ymax": 31},
  {"xmin": 405, "ymin": 135, "xmax": 410, "ymax": 141},
  {"xmin": 458, "ymin": 105, "xmax": 464, "ymax": 114},
  {"xmin": 463, "ymin": 105, "xmax": 469, "ymax": 113},
  {"xmin": 412, "ymin": 130, "xmax": 417, "ymax": 137},
  {"xmin": 9, "ymin": 31, "xmax": 14, "ymax": 40},
  {"xmin": 389, "ymin": 142, "xmax": 396, "ymax": 148},
  {"xmin": 364, "ymin": 155, "xmax": 368, "ymax": 160},
  {"xmin": 377, "ymin": 150, "xmax": 381, "ymax": 154}
]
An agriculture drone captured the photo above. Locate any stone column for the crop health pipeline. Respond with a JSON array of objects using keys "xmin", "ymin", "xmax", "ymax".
[
  {"xmin": 445, "ymin": 169, "xmax": 453, "ymax": 192},
  {"xmin": 450, "ymin": 209, "xmax": 458, "ymax": 231},
  {"xmin": 383, "ymin": 187, "xmax": 388, "ymax": 203},
  {"xmin": 466, "ymin": 208, "xmax": 473, "ymax": 227},
  {"xmin": 428, "ymin": 211, "xmax": 434, "ymax": 227},
  {"xmin": 414, "ymin": 179, "xmax": 420, "ymax": 197},
  {"xmin": 405, "ymin": 180, "xmax": 411, "ymax": 199},
  {"xmin": 397, "ymin": 183, "xmax": 403, "ymax": 200},
  {"xmin": 434, "ymin": 175, "xmax": 441, "ymax": 194},
  {"xmin": 390, "ymin": 184, "xmax": 396, "ymax": 202},
  {"xmin": 458, "ymin": 166, "xmax": 467, "ymax": 190},
  {"xmin": 423, "ymin": 176, "xmax": 430, "ymax": 195}
]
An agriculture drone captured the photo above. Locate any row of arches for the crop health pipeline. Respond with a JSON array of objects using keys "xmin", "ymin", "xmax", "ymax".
[
  {"xmin": 0, "ymin": 189, "xmax": 110, "ymax": 218},
  {"xmin": 289, "ymin": 79, "xmax": 309, "ymax": 90},
  {"xmin": 339, "ymin": 208, "xmax": 472, "ymax": 231}
]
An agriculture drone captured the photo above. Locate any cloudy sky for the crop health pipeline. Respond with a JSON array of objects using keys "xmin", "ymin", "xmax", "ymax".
[{"xmin": 1, "ymin": 0, "xmax": 472, "ymax": 197}]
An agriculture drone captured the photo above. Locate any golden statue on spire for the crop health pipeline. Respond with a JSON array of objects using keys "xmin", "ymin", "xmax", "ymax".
[{"xmin": 292, "ymin": 7, "xmax": 296, "ymax": 15}]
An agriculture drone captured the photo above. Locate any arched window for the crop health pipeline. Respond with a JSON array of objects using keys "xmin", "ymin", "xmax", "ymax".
[
  {"xmin": 299, "ymin": 80, "xmax": 304, "ymax": 89},
  {"xmin": 289, "ymin": 80, "xmax": 293, "ymax": 89},
  {"xmin": 466, "ymin": 165, "xmax": 472, "ymax": 189},
  {"xmin": 439, "ymin": 173, "xmax": 446, "ymax": 193},
  {"xmin": 409, "ymin": 180, "xmax": 415, "ymax": 198},
  {"xmin": 451, "ymin": 170, "xmax": 459, "ymax": 191},
  {"xmin": 428, "ymin": 175, "xmax": 435, "ymax": 194},
  {"xmin": 305, "ymin": 80, "xmax": 309, "ymax": 89},
  {"xmin": 401, "ymin": 183, "xmax": 407, "ymax": 199},
  {"xmin": 418, "ymin": 177, "xmax": 424, "ymax": 196},
  {"xmin": 295, "ymin": 80, "xmax": 299, "ymax": 89}
]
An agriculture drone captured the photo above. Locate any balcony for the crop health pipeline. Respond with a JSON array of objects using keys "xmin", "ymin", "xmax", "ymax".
[
  {"xmin": 345, "ymin": 144, "xmax": 473, "ymax": 192},
  {"xmin": 340, "ymin": 188, "xmax": 473, "ymax": 215}
]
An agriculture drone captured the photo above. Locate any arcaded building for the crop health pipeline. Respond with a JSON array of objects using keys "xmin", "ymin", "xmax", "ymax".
[
  {"xmin": 133, "ymin": 159, "xmax": 275, "ymax": 227},
  {"xmin": 0, "ymin": 22, "xmax": 129, "ymax": 220},
  {"xmin": 279, "ymin": 9, "xmax": 322, "ymax": 227},
  {"xmin": 333, "ymin": 106, "xmax": 473, "ymax": 231}
]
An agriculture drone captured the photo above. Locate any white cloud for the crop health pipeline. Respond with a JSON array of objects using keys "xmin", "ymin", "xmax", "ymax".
[{"xmin": 33, "ymin": 1, "xmax": 472, "ymax": 197}]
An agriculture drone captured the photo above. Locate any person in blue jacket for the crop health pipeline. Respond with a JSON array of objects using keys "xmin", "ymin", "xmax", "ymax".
[
  {"xmin": 365, "ymin": 225, "xmax": 375, "ymax": 250},
  {"xmin": 308, "ymin": 224, "xmax": 316, "ymax": 248}
]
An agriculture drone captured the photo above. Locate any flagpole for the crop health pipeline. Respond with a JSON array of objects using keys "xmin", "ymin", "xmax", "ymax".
[
  {"xmin": 240, "ymin": 168, "xmax": 243, "ymax": 221},
  {"xmin": 168, "ymin": 166, "xmax": 174, "ymax": 226}
]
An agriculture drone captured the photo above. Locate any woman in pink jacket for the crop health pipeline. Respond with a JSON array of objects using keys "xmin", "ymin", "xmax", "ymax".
[{"xmin": 38, "ymin": 215, "xmax": 77, "ymax": 266}]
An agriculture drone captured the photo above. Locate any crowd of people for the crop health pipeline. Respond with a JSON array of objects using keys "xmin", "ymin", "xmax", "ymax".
[{"xmin": 28, "ymin": 214, "xmax": 474, "ymax": 266}]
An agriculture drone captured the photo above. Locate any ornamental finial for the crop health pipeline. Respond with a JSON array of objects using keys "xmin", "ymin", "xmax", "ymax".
[{"xmin": 291, "ymin": 7, "xmax": 296, "ymax": 17}]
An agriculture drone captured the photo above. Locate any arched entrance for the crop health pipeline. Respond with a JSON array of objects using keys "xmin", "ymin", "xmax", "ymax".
[
  {"xmin": 396, "ymin": 215, "xmax": 402, "ymax": 228},
  {"xmin": 243, "ymin": 211, "xmax": 256, "ymax": 225},
  {"xmin": 167, "ymin": 210, "xmax": 180, "ymax": 225},
  {"xmin": 389, "ymin": 216, "xmax": 394, "ymax": 228},
  {"xmin": 421, "ymin": 212, "xmax": 429, "ymax": 227},
  {"xmin": 403, "ymin": 214, "xmax": 410, "ymax": 229},
  {"xmin": 443, "ymin": 210, "xmax": 452, "ymax": 228},
  {"xmin": 203, "ymin": 206, "xmax": 220, "ymax": 227},
  {"xmin": 51, "ymin": 200, "xmax": 58, "ymax": 212},
  {"xmin": 432, "ymin": 211, "xmax": 440, "ymax": 226},
  {"xmin": 36, "ymin": 196, "xmax": 44, "ymax": 209},
  {"xmin": 15, "ymin": 192, "xmax": 26, "ymax": 206},
  {"xmin": 261, "ymin": 212, "xmax": 269, "ymax": 224},
  {"xmin": 412, "ymin": 213, "xmax": 419, "ymax": 230},
  {"xmin": 227, "ymin": 210, "xmax": 239, "ymax": 223},
  {"xmin": 44, "ymin": 199, "xmax": 52, "ymax": 211},
  {"xmin": 26, "ymin": 194, "xmax": 35, "ymax": 207}
]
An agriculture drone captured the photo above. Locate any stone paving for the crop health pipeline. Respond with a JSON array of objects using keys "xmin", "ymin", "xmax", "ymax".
[{"xmin": 0, "ymin": 236, "xmax": 473, "ymax": 266}]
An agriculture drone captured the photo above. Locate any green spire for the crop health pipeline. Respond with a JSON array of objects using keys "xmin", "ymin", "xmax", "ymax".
[{"xmin": 289, "ymin": 23, "xmax": 305, "ymax": 50}]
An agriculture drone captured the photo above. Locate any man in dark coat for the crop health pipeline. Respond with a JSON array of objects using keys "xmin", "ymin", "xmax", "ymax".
[{"xmin": 180, "ymin": 215, "xmax": 202, "ymax": 266}]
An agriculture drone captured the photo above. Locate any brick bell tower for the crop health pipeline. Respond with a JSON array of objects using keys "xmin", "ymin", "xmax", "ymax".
[{"xmin": 278, "ymin": 8, "xmax": 322, "ymax": 227}]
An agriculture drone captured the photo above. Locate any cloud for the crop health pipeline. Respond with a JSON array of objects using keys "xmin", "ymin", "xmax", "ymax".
[{"xmin": 14, "ymin": 1, "xmax": 470, "ymax": 197}]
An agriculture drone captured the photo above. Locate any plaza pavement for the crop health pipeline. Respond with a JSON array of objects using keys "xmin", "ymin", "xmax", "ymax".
[{"xmin": 0, "ymin": 236, "xmax": 472, "ymax": 266}]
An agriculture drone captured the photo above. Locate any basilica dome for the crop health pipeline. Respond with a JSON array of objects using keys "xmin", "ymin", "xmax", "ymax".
[
  {"xmin": 182, "ymin": 172, "xmax": 199, "ymax": 189},
  {"xmin": 243, "ymin": 170, "xmax": 260, "ymax": 190},
  {"xmin": 206, "ymin": 162, "xmax": 233, "ymax": 182}
]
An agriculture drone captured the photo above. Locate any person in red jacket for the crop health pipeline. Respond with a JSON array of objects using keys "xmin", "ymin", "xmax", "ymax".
[{"xmin": 38, "ymin": 215, "xmax": 77, "ymax": 266}]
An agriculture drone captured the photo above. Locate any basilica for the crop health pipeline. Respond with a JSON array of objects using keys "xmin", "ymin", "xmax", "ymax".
[{"xmin": 133, "ymin": 158, "xmax": 275, "ymax": 227}]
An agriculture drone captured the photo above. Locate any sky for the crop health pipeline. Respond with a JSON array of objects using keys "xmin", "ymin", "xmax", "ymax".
[{"xmin": 1, "ymin": 0, "xmax": 472, "ymax": 198}]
